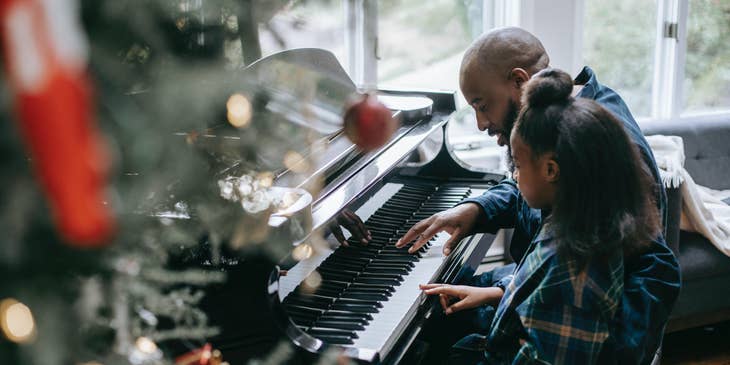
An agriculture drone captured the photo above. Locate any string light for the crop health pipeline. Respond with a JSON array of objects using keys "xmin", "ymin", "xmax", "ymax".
[
  {"xmin": 283, "ymin": 151, "xmax": 309, "ymax": 173},
  {"xmin": 0, "ymin": 298, "xmax": 36, "ymax": 344},
  {"xmin": 226, "ymin": 93, "xmax": 252, "ymax": 128},
  {"xmin": 292, "ymin": 243, "xmax": 313, "ymax": 261},
  {"xmin": 129, "ymin": 336, "xmax": 162, "ymax": 364},
  {"xmin": 135, "ymin": 336, "xmax": 158, "ymax": 354}
]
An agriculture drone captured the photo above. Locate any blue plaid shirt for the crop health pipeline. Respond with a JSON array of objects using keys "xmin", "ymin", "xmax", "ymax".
[
  {"xmin": 459, "ymin": 67, "xmax": 681, "ymax": 364},
  {"xmin": 483, "ymin": 224, "xmax": 624, "ymax": 364}
]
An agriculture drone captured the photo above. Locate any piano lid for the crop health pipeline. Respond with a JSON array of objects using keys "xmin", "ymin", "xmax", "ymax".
[
  {"xmin": 234, "ymin": 49, "xmax": 436, "ymax": 189},
  {"xmin": 245, "ymin": 48, "xmax": 356, "ymax": 136}
]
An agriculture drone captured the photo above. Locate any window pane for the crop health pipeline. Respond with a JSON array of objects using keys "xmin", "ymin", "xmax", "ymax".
[
  {"xmin": 582, "ymin": 0, "xmax": 657, "ymax": 117},
  {"xmin": 683, "ymin": 0, "xmax": 730, "ymax": 113},
  {"xmin": 378, "ymin": 1, "xmax": 508, "ymax": 172},
  {"xmin": 257, "ymin": 1, "xmax": 346, "ymax": 66},
  {"xmin": 377, "ymin": 0, "xmax": 482, "ymax": 91}
]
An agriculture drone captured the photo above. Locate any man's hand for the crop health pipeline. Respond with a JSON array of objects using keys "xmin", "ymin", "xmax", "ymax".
[
  {"xmin": 395, "ymin": 203, "xmax": 481, "ymax": 255},
  {"xmin": 328, "ymin": 209, "xmax": 371, "ymax": 246},
  {"xmin": 419, "ymin": 284, "xmax": 504, "ymax": 315}
]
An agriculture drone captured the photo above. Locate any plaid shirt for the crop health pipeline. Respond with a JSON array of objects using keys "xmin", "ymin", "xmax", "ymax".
[{"xmin": 482, "ymin": 224, "xmax": 624, "ymax": 364}]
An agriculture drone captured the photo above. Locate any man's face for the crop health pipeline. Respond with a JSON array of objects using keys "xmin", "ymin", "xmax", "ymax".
[{"xmin": 460, "ymin": 67, "xmax": 521, "ymax": 146}]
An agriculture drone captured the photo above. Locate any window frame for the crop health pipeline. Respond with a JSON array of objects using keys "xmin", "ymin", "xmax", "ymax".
[{"xmin": 343, "ymin": 0, "xmax": 729, "ymax": 124}]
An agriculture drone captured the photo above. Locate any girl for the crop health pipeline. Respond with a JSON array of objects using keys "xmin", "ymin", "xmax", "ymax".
[{"xmin": 421, "ymin": 68, "xmax": 660, "ymax": 364}]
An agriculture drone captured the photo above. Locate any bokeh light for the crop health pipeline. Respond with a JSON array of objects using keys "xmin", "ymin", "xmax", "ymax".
[
  {"xmin": 226, "ymin": 93, "xmax": 252, "ymax": 128},
  {"xmin": 0, "ymin": 298, "xmax": 36, "ymax": 344}
]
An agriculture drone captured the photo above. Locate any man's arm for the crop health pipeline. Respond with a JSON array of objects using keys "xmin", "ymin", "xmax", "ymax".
[
  {"xmin": 397, "ymin": 178, "xmax": 529, "ymax": 255},
  {"xmin": 457, "ymin": 178, "xmax": 522, "ymax": 234}
]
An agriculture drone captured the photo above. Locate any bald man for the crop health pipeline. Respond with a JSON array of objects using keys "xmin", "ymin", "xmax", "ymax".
[{"xmin": 397, "ymin": 27, "xmax": 680, "ymax": 364}]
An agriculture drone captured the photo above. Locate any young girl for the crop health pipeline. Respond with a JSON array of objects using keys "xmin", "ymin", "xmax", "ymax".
[{"xmin": 421, "ymin": 68, "xmax": 660, "ymax": 364}]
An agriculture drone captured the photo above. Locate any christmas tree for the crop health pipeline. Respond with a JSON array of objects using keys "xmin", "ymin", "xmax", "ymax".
[{"xmin": 0, "ymin": 0, "xmax": 339, "ymax": 363}]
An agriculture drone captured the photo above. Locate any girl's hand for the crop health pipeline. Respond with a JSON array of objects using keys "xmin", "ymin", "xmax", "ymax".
[{"xmin": 419, "ymin": 284, "xmax": 504, "ymax": 315}]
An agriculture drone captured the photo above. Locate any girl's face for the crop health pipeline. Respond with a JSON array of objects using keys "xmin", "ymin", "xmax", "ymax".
[{"xmin": 510, "ymin": 134, "xmax": 559, "ymax": 210}]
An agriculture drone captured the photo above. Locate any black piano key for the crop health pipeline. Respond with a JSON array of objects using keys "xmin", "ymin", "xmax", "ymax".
[
  {"xmin": 358, "ymin": 272, "xmax": 404, "ymax": 281},
  {"xmin": 376, "ymin": 254, "xmax": 419, "ymax": 263},
  {"xmin": 316, "ymin": 267, "xmax": 360, "ymax": 277},
  {"xmin": 364, "ymin": 266, "xmax": 410, "ymax": 275},
  {"xmin": 308, "ymin": 327, "xmax": 358, "ymax": 339},
  {"xmin": 318, "ymin": 314, "xmax": 370, "ymax": 324},
  {"xmin": 320, "ymin": 260, "xmax": 367, "ymax": 270},
  {"xmin": 369, "ymin": 260, "xmax": 415, "ymax": 269},
  {"xmin": 342, "ymin": 287, "xmax": 393, "ymax": 296},
  {"xmin": 354, "ymin": 277, "xmax": 401, "ymax": 286},
  {"xmin": 331, "ymin": 303, "xmax": 379, "ymax": 314},
  {"xmin": 366, "ymin": 215, "xmax": 405, "ymax": 223},
  {"xmin": 334, "ymin": 297, "xmax": 383, "ymax": 307},
  {"xmin": 328, "ymin": 254, "xmax": 372, "ymax": 263},
  {"xmin": 313, "ymin": 335, "xmax": 354, "ymax": 345},
  {"xmin": 317, "ymin": 270, "xmax": 356, "ymax": 282},
  {"xmin": 314, "ymin": 320, "xmax": 366, "ymax": 331},
  {"xmin": 332, "ymin": 250, "xmax": 378, "ymax": 259},
  {"xmin": 325, "ymin": 310, "xmax": 374, "ymax": 321},
  {"xmin": 348, "ymin": 282, "xmax": 396, "ymax": 292},
  {"xmin": 340, "ymin": 291, "xmax": 389, "ymax": 301}
]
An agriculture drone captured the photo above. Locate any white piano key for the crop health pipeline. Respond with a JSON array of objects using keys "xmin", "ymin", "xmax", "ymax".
[
  {"xmin": 347, "ymin": 232, "xmax": 451, "ymax": 357},
  {"xmin": 278, "ymin": 247, "xmax": 332, "ymax": 301}
]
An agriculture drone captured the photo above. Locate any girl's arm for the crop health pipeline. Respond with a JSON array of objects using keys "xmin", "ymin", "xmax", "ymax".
[{"xmin": 419, "ymin": 284, "xmax": 504, "ymax": 315}]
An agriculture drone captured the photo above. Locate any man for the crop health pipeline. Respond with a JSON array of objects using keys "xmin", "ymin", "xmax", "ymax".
[{"xmin": 395, "ymin": 27, "xmax": 680, "ymax": 364}]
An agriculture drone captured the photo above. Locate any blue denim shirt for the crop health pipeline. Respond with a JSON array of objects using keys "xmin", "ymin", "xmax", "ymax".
[{"xmin": 459, "ymin": 67, "xmax": 681, "ymax": 364}]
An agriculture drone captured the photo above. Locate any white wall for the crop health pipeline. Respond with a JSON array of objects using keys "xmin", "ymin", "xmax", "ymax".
[{"xmin": 519, "ymin": 0, "xmax": 584, "ymax": 76}]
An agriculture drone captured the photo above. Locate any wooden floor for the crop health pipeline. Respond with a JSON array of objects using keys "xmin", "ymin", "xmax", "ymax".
[{"xmin": 662, "ymin": 320, "xmax": 730, "ymax": 365}]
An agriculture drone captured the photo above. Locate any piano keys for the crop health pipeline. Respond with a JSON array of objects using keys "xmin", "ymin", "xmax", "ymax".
[{"xmin": 279, "ymin": 181, "xmax": 493, "ymax": 362}]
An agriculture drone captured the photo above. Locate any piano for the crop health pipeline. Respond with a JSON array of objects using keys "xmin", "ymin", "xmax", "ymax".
[{"xmin": 185, "ymin": 48, "xmax": 507, "ymax": 364}]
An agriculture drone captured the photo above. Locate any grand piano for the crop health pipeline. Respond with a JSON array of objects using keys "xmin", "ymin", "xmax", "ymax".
[{"xmin": 188, "ymin": 48, "xmax": 507, "ymax": 364}]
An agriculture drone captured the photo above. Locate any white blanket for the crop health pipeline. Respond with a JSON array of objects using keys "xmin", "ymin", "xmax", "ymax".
[{"xmin": 647, "ymin": 135, "xmax": 730, "ymax": 256}]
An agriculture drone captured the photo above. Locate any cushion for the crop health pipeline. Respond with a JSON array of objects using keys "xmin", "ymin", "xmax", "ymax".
[
  {"xmin": 642, "ymin": 117, "xmax": 730, "ymax": 190},
  {"xmin": 678, "ymin": 231, "xmax": 730, "ymax": 281}
]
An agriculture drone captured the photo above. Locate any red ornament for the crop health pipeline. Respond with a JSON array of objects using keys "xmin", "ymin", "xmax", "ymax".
[
  {"xmin": 343, "ymin": 93, "xmax": 399, "ymax": 152},
  {"xmin": 1, "ymin": 0, "xmax": 115, "ymax": 247},
  {"xmin": 175, "ymin": 343, "xmax": 222, "ymax": 365}
]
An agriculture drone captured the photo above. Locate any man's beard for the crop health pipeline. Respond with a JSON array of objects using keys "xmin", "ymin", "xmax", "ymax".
[{"xmin": 503, "ymin": 99, "xmax": 519, "ymax": 172}]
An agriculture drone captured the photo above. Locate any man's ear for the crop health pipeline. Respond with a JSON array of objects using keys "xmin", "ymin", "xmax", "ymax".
[
  {"xmin": 545, "ymin": 157, "xmax": 560, "ymax": 183},
  {"xmin": 508, "ymin": 68, "xmax": 530, "ymax": 89}
]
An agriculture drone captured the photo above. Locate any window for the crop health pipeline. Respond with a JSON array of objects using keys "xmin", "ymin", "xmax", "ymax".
[
  {"xmin": 257, "ymin": 1, "xmax": 346, "ymax": 66},
  {"xmin": 583, "ymin": 0, "xmax": 657, "ymax": 118},
  {"xmin": 377, "ymin": 0, "xmax": 482, "ymax": 91},
  {"xmin": 682, "ymin": 0, "xmax": 730, "ymax": 113}
]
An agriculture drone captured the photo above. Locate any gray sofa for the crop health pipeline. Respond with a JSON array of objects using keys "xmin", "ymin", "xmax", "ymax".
[{"xmin": 642, "ymin": 116, "xmax": 730, "ymax": 332}]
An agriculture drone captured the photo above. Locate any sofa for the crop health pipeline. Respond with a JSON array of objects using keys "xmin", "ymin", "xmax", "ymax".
[{"xmin": 642, "ymin": 116, "xmax": 730, "ymax": 333}]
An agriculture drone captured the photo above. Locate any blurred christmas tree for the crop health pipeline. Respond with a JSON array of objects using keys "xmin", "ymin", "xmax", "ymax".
[{"xmin": 0, "ymin": 0, "xmax": 329, "ymax": 364}]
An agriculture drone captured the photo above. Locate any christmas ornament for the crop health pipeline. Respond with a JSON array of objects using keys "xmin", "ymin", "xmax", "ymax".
[
  {"xmin": 0, "ymin": 0, "xmax": 115, "ymax": 246},
  {"xmin": 343, "ymin": 93, "xmax": 399, "ymax": 152},
  {"xmin": 175, "ymin": 343, "xmax": 226, "ymax": 365}
]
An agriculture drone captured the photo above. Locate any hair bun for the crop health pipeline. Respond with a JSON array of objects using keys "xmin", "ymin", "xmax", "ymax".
[{"xmin": 523, "ymin": 68, "xmax": 574, "ymax": 108}]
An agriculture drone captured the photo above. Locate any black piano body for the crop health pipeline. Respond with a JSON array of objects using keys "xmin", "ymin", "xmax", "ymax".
[{"xmin": 176, "ymin": 49, "xmax": 508, "ymax": 364}]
